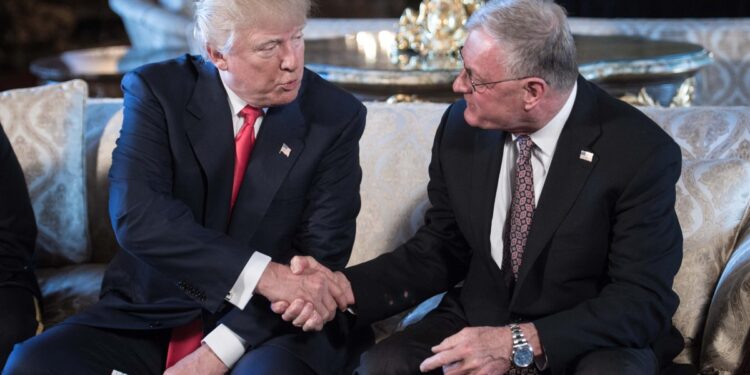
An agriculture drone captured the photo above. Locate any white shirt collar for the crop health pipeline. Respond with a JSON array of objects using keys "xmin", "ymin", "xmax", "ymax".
[
  {"xmin": 219, "ymin": 75, "xmax": 268, "ymax": 116},
  {"xmin": 513, "ymin": 81, "xmax": 578, "ymax": 158}
]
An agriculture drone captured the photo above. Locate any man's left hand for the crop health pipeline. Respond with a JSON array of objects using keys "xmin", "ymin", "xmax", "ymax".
[
  {"xmin": 419, "ymin": 326, "xmax": 512, "ymax": 375},
  {"xmin": 164, "ymin": 344, "xmax": 229, "ymax": 375}
]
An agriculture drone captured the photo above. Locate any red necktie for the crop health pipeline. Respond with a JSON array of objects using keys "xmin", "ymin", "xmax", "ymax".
[
  {"xmin": 508, "ymin": 135, "xmax": 535, "ymax": 280},
  {"xmin": 164, "ymin": 105, "xmax": 263, "ymax": 368},
  {"xmin": 231, "ymin": 105, "xmax": 263, "ymax": 208}
]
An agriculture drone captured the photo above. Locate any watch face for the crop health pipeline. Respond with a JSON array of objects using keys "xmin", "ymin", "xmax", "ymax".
[{"xmin": 513, "ymin": 346, "xmax": 534, "ymax": 368}]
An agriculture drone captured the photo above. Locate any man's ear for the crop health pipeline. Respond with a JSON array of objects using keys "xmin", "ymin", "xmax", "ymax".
[
  {"xmin": 206, "ymin": 46, "xmax": 228, "ymax": 70},
  {"xmin": 523, "ymin": 78, "xmax": 547, "ymax": 111}
]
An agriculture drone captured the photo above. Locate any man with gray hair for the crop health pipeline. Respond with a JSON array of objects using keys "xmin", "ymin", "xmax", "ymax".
[
  {"xmin": 4, "ymin": 0, "xmax": 363, "ymax": 374},
  {"xmin": 278, "ymin": 0, "xmax": 685, "ymax": 373}
]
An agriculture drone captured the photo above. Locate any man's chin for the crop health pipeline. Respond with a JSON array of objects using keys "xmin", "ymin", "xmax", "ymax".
[{"xmin": 267, "ymin": 88, "xmax": 300, "ymax": 107}]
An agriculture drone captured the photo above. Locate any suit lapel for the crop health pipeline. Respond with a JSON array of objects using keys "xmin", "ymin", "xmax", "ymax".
[
  {"xmin": 470, "ymin": 128, "xmax": 510, "ymax": 288},
  {"xmin": 184, "ymin": 59, "xmax": 235, "ymax": 232},
  {"xmin": 226, "ymin": 99, "xmax": 306, "ymax": 243},
  {"xmin": 512, "ymin": 78, "xmax": 602, "ymax": 303}
]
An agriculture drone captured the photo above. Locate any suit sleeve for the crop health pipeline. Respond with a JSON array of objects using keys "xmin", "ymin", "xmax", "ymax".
[
  {"xmin": 109, "ymin": 72, "xmax": 250, "ymax": 313},
  {"xmin": 220, "ymin": 99, "xmax": 367, "ymax": 347},
  {"xmin": 343, "ymin": 104, "xmax": 473, "ymax": 325},
  {"xmin": 534, "ymin": 139, "xmax": 683, "ymax": 373},
  {"xmin": 292, "ymin": 103, "xmax": 366, "ymax": 271},
  {"xmin": 0, "ymin": 124, "xmax": 37, "ymax": 285}
]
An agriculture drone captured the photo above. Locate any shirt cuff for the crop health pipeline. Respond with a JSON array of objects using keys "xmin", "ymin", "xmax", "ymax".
[
  {"xmin": 225, "ymin": 251, "xmax": 271, "ymax": 309},
  {"xmin": 534, "ymin": 346, "xmax": 548, "ymax": 371},
  {"xmin": 202, "ymin": 324, "xmax": 247, "ymax": 368}
]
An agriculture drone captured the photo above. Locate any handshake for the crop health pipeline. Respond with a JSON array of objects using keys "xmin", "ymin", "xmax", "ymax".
[{"xmin": 256, "ymin": 256, "xmax": 354, "ymax": 332}]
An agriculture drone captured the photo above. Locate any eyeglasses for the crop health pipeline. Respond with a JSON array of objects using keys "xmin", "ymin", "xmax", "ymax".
[{"xmin": 457, "ymin": 46, "xmax": 534, "ymax": 94}]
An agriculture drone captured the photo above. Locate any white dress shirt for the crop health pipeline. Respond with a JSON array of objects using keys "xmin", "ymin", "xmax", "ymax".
[
  {"xmin": 202, "ymin": 79, "xmax": 273, "ymax": 367},
  {"xmin": 489, "ymin": 82, "xmax": 577, "ymax": 270}
]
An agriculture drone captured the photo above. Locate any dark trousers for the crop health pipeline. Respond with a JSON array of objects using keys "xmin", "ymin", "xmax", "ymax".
[
  {"xmin": 0, "ymin": 287, "xmax": 38, "ymax": 370},
  {"xmin": 3, "ymin": 324, "xmax": 316, "ymax": 375},
  {"xmin": 354, "ymin": 296, "xmax": 658, "ymax": 375}
]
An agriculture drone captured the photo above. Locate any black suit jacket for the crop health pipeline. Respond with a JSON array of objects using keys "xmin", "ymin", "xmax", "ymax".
[
  {"xmin": 0, "ymin": 123, "xmax": 39, "ymax": 300},
  {"xmin": 345, "ymin": 76, "xmax": 683, "ymax": 373},
  {"xmin": 68, "ymin": 55, "xmax": 366, "ymax": 372}
]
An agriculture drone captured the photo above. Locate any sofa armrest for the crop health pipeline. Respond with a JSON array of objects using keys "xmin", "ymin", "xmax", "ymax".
[{"xmin": 699, "ymin": 230, "xmax": 750, "ymax": 374}]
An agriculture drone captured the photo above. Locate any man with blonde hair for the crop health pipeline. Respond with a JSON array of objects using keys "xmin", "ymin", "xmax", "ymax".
[
  {"xmin": 4, "ymin": 0, "xmax": 363, "ymax": 374},
  {"xmin": 278, "ymin": 0, "xmax": 685, "ymax": 373}
]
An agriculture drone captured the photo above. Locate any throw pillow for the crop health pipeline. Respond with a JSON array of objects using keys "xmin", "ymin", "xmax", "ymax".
[{"xmin": 0, "ymin": 80, "xmax": 89, "ymax": 267}]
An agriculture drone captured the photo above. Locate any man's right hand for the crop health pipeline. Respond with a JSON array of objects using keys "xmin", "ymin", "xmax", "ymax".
[
  {"xmin": 269, "ymin": 256, "xmax": 354, "ymax": 331},
  {"xmin": 255, "ymin": 258, "xmax": 352, "ymax": 330}
]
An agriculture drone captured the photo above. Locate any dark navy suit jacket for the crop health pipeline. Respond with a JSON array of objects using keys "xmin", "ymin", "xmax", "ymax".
[
  {"xmin": 69, "ymin": 55, "xmax": 365, "ymax": 372},
  {"xmin": 0, "ymin": 124, "xmax": 39, "ymax": 300},
  {"xmin": 345, "ymin": 76, "xmax": 684, "ymax": 373}
]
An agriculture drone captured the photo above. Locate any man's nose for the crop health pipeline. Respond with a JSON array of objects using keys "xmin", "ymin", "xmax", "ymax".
[
  {"xmin": 280, "ymin": 43, "xmax": 301, "ymax": 71},
  {"xmin": 453, "ymin": 70, "xmax": 471, "ymax": 94}
]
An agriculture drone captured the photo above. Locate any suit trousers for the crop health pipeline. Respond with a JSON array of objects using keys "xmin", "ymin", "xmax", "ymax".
[
  {"xmin": 0, "ymin": 287, "xmax": 37, "ymax": 370},
  {"xmin": 3, "ymin": 323, "xmax": 316, "ymax": 375},
  {"xmin": 354, "ymin": 293, "xmax": 658, "ymax": 375}
]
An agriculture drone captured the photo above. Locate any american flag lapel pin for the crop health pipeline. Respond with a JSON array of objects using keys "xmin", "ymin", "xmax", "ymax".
[
  {"xmin": 579, "ymin": 150, "xmax": 594, "ymax": 162},
  {"xmin": 280, "ymin": 143, "xmax": 292, "ymax": 157}
]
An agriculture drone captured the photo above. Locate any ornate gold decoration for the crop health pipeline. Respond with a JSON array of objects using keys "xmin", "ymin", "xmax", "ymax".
[
  {"xmin": 386, "ymin": 94, "xmax": 422, "ymax": 103},
  {"xmin": 669, "ymin": 77, "xmax": 696, "ymax": 107},
  {"xmin": 395, "ymin": 0, "xmax": 484, "ymax": 57},
  {"xmin": 619, "ymin": 78, "xmax": 697, "ymax": 107}
]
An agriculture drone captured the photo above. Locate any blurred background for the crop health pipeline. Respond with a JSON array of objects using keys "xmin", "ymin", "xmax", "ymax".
[{"xmin": 1, "ymin": 0, "xmax": 749, "ymax": 92}]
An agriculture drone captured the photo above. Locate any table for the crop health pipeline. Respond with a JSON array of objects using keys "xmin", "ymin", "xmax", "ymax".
[
  {"xmin": 30, "ymin": 46, "xmax": 187, "ymax": 97},
  {"xmin": 305, "ymin": 32, "xmax": 713, "ymax": 105}
]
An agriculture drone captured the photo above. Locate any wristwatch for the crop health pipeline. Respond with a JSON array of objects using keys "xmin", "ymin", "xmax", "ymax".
[{"xmin": 509, "ymin": 323, "xmax": 534, "ymax": 368}]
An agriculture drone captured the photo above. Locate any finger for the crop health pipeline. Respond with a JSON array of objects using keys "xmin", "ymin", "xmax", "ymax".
[
  {"xmin": 334, "ymin": 272, "xmax": 355, "ymax": 309},
  {"xmin": 293, "ymin": 302, "xmax": 315, "ymax": 327},
  {"xmin": 420, "ymin": 349, "xmax": 465, "ymax": 373},
  {"xmin": 290, "ymin": 256, "xmax": 311, "ymax": 274},
  {"xmin": 281, "ymin": 299, "xmax": 307, "ymax": 321},
  {"xmin": 270, "ymin": 300, "xmax": 290, "ymax": 314},
  {"xmin": 431, "ymin": 331, "xmax": 462, "ymax": 352},
  {"xmin": 302, "ymin": 311, "xmax": 324, "ymax": 332},
  {"xmin": 321, "ymin": 289, "xmax": 338, "ymax": 320},
  {"xmin": 320, "ymin": 270, "xmax": 344, "ymax": 299}
]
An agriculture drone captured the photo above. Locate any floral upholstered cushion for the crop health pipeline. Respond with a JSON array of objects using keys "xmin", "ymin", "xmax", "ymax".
[
  {"xmin": 671, "ymin": 158, "xmax": 750, "ymax": 365},
  {"xmin": 0, "ymin": 80, "xmax": 89, "ymax": 267}
]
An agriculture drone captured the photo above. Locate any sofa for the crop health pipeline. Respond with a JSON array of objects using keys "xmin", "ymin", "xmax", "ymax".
[{"xmin": 0, "ymin": 80, "xmax": 749, "ymax": 374}]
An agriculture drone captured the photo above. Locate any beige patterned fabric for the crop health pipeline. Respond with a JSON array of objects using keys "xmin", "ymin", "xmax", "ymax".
[
  {"xmin": 349, "ymin": 102, "xmax": 445, "ymax": 266},
  {"xmin": 0, "ymin": 80, "xmax": 89, "ymax": 267},
  {"xmin": 643, "ymin": 106, "xmax": 750, "ymax": 161},
  {"xmin": 643, "ymin": 107, "xmax": 750, "ymax": 372},
  {"xmin": 569, "ymin": 18, "xmax": 750, "ymax": 106},
  {"xmin": 670, "ymin": 158, "xmax": 750, "ymax": 366},
  {"xmin": 700, "ymin": 239, "xmax": 750, "ymax": 374}
]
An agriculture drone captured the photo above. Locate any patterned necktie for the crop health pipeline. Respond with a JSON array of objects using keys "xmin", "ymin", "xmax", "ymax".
[
  {"xmin": 164, "ymin": 105, "xmax": 263, "ymax": 368},
  {"xmin": 508, "ymin": 135, "xmax": 535, "ymax": 280}
]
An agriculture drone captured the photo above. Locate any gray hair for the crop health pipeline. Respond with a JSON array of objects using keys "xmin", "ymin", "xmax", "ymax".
[
  {"xmin": 466, "ymin": 0, "xmax": 578, "ymax": 90},
  {"xmin": 194, "ymin": 0, "xmax": 312, "ymax": 55}
]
